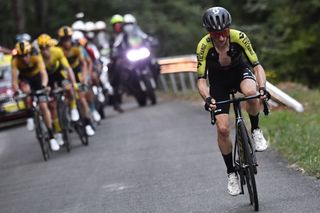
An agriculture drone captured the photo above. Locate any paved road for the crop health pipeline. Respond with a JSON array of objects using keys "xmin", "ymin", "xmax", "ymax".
[{"xmin": 0, "ymin": 98, "xmax": 319, "ymax": 213}]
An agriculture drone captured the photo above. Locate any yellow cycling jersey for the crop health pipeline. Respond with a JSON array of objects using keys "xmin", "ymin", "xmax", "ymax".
[
  {"xmin": 11, "ymin": 54, "xmax": 45, "ymax": 77},
  {"xmin": 196, "ymin": 29, "xmax": 260, "ymax": 79},
  {"xmin": 61, "ymin": 45, "xmax": 83, "ymax": 69},
  {"xmin": 43, "ymin": 46, "xmax": 71, "ymax": 74}
]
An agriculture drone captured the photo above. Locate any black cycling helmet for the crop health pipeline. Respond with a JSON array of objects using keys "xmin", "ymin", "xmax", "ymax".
[{"xmin": 202, "ymin": 7, "xmax": 232, "ymax": 32}]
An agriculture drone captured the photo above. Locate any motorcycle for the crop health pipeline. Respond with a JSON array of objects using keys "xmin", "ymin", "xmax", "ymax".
[{"xmin": 121, "ymin": 34, "xmax": 157, "ymax": 106}]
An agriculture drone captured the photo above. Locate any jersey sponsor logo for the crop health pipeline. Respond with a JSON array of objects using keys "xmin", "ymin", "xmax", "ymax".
[
  {"xmin": 198, "ymin": 43, "xmax": 206, "ymax": 61},
  {"xmin": 239, "ymin": 32, "xmax": 245, "ymax": 39},
  {"xmin": 241, "ymin": 36, "xmax": 254, "ymax": 56},
  {"xmin": 197, "ymin": 62, "xmax": 202, "ymax": 68}
]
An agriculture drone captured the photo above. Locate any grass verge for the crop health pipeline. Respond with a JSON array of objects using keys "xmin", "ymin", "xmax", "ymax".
[{"xmin": 260, "ymin": 83, "xmax": 320, "ymax": 178}]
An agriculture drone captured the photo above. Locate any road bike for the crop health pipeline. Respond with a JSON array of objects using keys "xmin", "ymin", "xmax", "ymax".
[{"xmin": 210, "ymin": 91, "xmax": 269, "ymax": 211}]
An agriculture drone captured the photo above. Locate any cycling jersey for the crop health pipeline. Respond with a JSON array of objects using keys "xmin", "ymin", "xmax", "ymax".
[
  {"xmin": 11, "ymin": 54, "xmax": 45, "ymax": 78},
  {"xmin": 44, "ymin": 46, "xmax": 71, "ymax": 74},
  {"xmin": 61, "ymin": 45, "xmax": 83, "ymax": 69},
  {"xmin": 196, "ymin": 29, "xmax": 259, "ymax": 79}
]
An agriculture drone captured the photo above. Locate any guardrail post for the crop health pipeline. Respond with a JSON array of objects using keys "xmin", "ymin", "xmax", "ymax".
[
  {"xmin": 179, "ymin": 73, "xmax": 187, "ymax": 92},
  {"xmin": 160, "ymin": 75, "xmax": 169, "ymax": 92},
  {"xmin": 188, "ymin": 72, "xmax": 197, "ymax": 91},
  {"xmin": 169, "ymin": 74, "xmax": 178, "ymax": 93}
]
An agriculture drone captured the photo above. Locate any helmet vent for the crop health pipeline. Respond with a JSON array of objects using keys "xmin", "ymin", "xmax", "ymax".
[{"xmin": 20, "ymin": 42, "xmax": 24, "ymax": 52}]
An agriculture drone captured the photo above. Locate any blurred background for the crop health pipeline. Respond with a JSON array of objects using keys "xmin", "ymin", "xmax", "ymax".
[{"xmin": 1, "ymin": 0, "xmax": 320, "ymax": 87}]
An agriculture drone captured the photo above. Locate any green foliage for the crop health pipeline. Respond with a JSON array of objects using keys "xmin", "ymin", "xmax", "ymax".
[{"xmin": 1, "ymin": 0, "xmax": 320, "ymax": 87}]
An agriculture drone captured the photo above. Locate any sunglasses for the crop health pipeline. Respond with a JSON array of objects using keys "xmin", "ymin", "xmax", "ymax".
[
  {"xmin": 60, "ymin": 36, "xmax": 71, "ymax": 42},
  {"xmin": 209, "ymin": 29, "xmax": 229, "ymax": 39},
  {"xmin": 39, "ymin": 45, "xmax": 50, "ymax": 51},
  {"xmin": 17, "ymin": 53, "xmax": 30, "ymax": 58}
]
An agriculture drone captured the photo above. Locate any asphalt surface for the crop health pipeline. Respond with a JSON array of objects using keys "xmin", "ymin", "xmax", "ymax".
[{"xmin": 0, "ymin": 98, "xmax": 319, "ymax": 213}]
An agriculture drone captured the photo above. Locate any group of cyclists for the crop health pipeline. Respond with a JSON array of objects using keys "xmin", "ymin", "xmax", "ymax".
[{"xmin": 10, "ymin": 13, "xmax": 152, "ymax": 152}]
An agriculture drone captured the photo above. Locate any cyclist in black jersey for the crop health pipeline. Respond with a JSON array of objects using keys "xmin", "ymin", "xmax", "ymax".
[{"xmin": 196, "ymin": 7, "xmax": 269, "ymax": 196}]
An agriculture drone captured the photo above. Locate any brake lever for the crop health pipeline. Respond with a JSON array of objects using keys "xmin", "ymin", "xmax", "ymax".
[{"xmin": 263, "ymin": 100, "xmax": 270, "ymax": 116}]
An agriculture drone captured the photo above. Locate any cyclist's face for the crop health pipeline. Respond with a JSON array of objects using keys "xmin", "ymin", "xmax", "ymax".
[
  {"xmin": 18, "ymin": 53, "xmax": 31, "ymax": 64},
  {"xmin": 209, "ymin": 28, "xmax": 229, "ymax": 47},
  {"xmin": 61, "ymin": 37, "xmax": 72, "ymax": 49},
  {"xmin": 39, "ymin": 46, "xmax": 50, "ymax": 58}
]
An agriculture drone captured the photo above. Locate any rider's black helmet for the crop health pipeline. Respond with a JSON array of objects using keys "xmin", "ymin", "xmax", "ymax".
[{"xmin": 202, "ymin": 7, "xmax": 232, "ymax": 32}]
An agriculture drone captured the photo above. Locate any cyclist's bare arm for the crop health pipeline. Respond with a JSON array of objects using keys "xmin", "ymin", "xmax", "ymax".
[
  {"xmin": 80, "ymin": 58, "xmax": 88, "ymax": 84},
  {"xmin": 253, "ymin": 64, "xmax": 266, "ymax": 89},
  {"xmin": 11, "ymin": 62, "xmax": 19, "ymax": 92},
  {"xmin": 39, "ymin": 65, "xmax": 48, "ymax": 87},
  {"xmin": 66, "ymin": 67, "xmax": 77, "ymax": 86},
  {"xmin": 197, "ymin": 78, "xmax": 216, "ymax": 110},
  {"xmin": 197, "ymin": 78, "xmax": 210, "ymax": 101}
]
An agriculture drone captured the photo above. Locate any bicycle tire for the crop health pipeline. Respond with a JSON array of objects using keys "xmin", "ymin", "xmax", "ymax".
[
  {"xmin": 238, "ymin": 122, "xmax": 259, "ymax": 211},
  {"xmin": 74, "ymin": 121, "xmax": 89, "ymax": 146},
  {"xmin": 57, "ymin": 99, "xmax": 71, "ymax": 152},
  {"xmin": 34, "ymin": 112, "xmax": 50, "ymax": 161}
]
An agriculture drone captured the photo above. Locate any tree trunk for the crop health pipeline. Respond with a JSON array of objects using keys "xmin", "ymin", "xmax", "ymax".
[
  {"xmin": 34, "ymin": 0, "xmax": 48, "ymax": 32},
  {"xmin": 12, "ymin": 0, "xmax": 25, "ymax": 33}
]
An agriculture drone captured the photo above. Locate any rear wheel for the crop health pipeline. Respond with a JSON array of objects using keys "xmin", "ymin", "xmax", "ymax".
[{"xmin": 239, "ymin": 122, "xmax": 259, "ymax": 211}]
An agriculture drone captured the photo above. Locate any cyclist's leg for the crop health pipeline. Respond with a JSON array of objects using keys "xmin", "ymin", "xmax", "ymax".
[
  {"xmin": 19, "ymin": 79, "xmax": 34, "ymax": 130},
  {"xmin": 210, "ymin": 84, "xmax": 234, "ymax": 173},
  {"xmin": 216, "ymin": 114, "xmax": 233, "ymax": 155},
  {"xmin": 239, "ymin": 68, "xmax": 267, "ymax": 151},
  {"xmin": 86, "ymin": 73, "xmax": 101, "ymax": 122},
  {"xmin": 240, "ymin": 79, "xmax": 259, "ymax": 116},
  {"xmin": 50, "ymin": 73, "xmax": 65, "ymax": 145}
]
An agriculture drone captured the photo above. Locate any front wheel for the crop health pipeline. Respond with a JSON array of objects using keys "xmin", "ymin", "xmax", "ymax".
[
  {"xmin": 144, "ymin": 76, "xmax": 157, "ymax": 105},
  {"xmin": 74, "ymin": 121, "xmax": 89, "ymax": 146},
  {"xmin": 35, "ymin": 114, "xmax": 50, "ymax": 161},
  {"xmin": 239, "ymin": 122, "xmax": 259, "ymax": 211}
]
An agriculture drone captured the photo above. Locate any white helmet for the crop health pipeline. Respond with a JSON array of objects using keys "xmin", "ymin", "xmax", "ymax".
[
  {"xmin": 95, "ymin": 21, "xmax": 106, "ymax": 30},
  {"xmin": 85, "ymin": 21, "xmax": 96, "ymax": 32},
  {"xmin": 72, "ymin": 20, "xmax": 85, "ymax": 31},
  {"xmin": 124, "ymin": 14, "xmax": 136, "ymax": 24},
  {"xmin": 72, "ymin": 30, "xmax": 85, "ymax": 41}
]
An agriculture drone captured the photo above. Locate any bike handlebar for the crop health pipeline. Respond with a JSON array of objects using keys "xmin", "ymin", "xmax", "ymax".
[
  {"xmin": 210, "ymin": 94, "xmax": 270, "ymax": 125},
  {"xmin": 13, "ymin": 89, "xmax": 48, "ymax": 100}
]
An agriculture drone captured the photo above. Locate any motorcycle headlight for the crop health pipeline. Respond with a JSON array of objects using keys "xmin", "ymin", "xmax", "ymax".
[{"xmin": 126, "ymin": 47, "xmax": 150, "ymax": 62}]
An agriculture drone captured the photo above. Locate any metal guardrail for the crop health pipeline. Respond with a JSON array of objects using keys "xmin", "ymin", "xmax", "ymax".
[{"xmin": 157, "ymin": 55, "xmax": 198, "ymax": 93}]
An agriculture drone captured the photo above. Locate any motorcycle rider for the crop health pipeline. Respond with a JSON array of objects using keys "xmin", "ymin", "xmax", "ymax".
[
  {"xmin": 108, "ymin": 14, "xmax": 126, "ymax": 113},
  {"xmin": 123, "ymin": 14, "xmax": 160, "ymax": 83}
]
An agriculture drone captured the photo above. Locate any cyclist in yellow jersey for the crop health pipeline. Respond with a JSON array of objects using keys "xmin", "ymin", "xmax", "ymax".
[
  {"xmin": 37, "ymin": 34, "xmax": 81, "ymax": 145},
  {"xmin": 76, "ymin": 35, "xmax": 102, "ymax": 122},
  {"xmin": 11, "ymin": 40, "xmax": 60, "ymax": 151},
  {"xmin": 196, "ymin": 7, "xmax": 269, "ymax": 196},
  {"xmin": 57, "ymin": 26, "xmax": 95, "ymax": 136}
]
